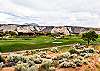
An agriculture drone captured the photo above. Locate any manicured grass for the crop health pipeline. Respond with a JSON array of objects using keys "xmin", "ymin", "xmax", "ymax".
[{"xmin": 0, "ymin": 35, "xmax": 100, "ymax": 52}]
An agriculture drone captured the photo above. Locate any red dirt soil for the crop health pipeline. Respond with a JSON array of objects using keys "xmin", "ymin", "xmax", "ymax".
[{"xmin": 0, "ymin": 67, "xmax": 15, "ymax": 71}]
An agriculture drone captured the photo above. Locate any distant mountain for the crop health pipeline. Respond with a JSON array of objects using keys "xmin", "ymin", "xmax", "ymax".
[{"xmin": 24, "ymin": 23, "xmax": 39, "ymax": 26}]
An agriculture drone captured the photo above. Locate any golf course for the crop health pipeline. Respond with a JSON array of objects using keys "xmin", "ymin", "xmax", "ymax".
[{"xmin": 0, "ymin": 35, "xmax": 100, "ymax": 52}]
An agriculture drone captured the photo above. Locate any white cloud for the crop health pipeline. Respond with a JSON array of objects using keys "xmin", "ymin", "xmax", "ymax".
[{"xmin": 0, "ymin": 0, "xmax": 100, "ymax": 27}]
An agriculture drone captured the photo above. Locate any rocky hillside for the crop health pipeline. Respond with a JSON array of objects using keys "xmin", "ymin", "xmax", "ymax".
[{"xmin": 0, "ymin": 24, "xmax": 99, "ymax": 35}]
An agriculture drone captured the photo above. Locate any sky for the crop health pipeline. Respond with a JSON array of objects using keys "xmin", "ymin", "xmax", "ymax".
[{"xmin": 0, "ymin": 0, "xmax": 100, "ymax": 27}]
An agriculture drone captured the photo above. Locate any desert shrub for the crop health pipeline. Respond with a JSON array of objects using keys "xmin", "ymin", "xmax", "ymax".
[
  {"xmin": 76, "ymin": 49, "xmax": 83, "ymax": 53},
  {"xmin": 68, "ymin": 48, "xmax": 78, "ymax": 54},
  {"xmin": 15, "ymin": 58, "xmax": 38, "ymax": 71},
  {"xmin": 0, "ymin": 62, "xmax": 4, "ymax": 68},
  {"xmin": 27, "ymin": 65, "xmax": 38, "ymax": 71},
  {"xmin": 84, "ymin": 53, "xmax": 93, "ymax": 58},
  {"xmin": 39, "ymin": 52, "xmax": 47, "ymax": 58},
  {"xmin": 73, "ymin": 59, "xmax": 82, "ymax": 67},
  {"xmin": 59, "ymin": 57, "xmax": 68, "ymax": 63},
  {"xmin": 58, "ymin": 58, "xmax": 67, "ymax": 63},
  {"xmin": 2, "ymin": 62, "xmax": 16, "ymax": 67},
  {"xmin": 51, "ymin": 60, "xmax": 59, "ymax": 67},
  {"xmin": 82, "ymin": 48, "xmax": 95, "ymax": 53},
  {"xmin": 0, "ymin": 55, "xmax": 4, "ymax": 62},
  {"xmin": 21, "ymin": 57, "xmax": 28, "ymax": 63},
  {"xmin": 17, "ymin": 61, "xmax": 23, "ymax": 64},
  {"xmin": 83, "ymin": 60, "xmax": 89, "ymax": 65},
  {"xmin": 69, "ymin": 54, "xmax": 77, "ymax": 59},
  {"xmin": 59, "ymin": 62, "xmax": 67, "ymax": 68},
  {"xmin": 73, "ymin": 44, "xmax": 80, "ymax": 48},
  {"xmin": 20, "ymin": 66, "xmax": 27, "ymax": 71},
  {"xmin": 15, "ymin": 63, "xmax": 28, "ymax": 71},
  {"xmin": 79, "ymin": 45, "xmax": 85, "ymax": 49},
  {"xmin": 29, "ymin": 54, "xmax": 40, "ymax": 61},
  {"xmin": 16, "ymin": 62, "xmax": 38, "ymax": 71},
  {"xmin": 52, "ymin": 55, "xmax": 62, "ymax": 60},
  {"xmin": 31, "ymin": 50, "xmax": 37, "ymax": 54},
  {"xmin": 61, "ymin": 52, "xmax": 70, "ymax": 58},
  {"xmin": 59, "ymin": 61, "xmax": 76, "ymax": 68},
  {"xmin": 67, "ymin": 62, "xmax": 76, "ymax": 67},
  {"xmin": 80, "ymin": 52, "xmax": 93, "ymax": 58},
  {"xmin": 25, "ymin": 51, "xmax": 33, "ymax": 55},
  {"xmin": 28, "ymin": 60, "xmax": 35, "ymax": 67},
  {"xmin": 8, "ymin": 56, "xmax": 21, "ymax": 63},
  {"xmin": 50, "ymin": 47, "xmax": 59, "ymax": 53},
  {"xmin": 52, "ymin": 52, "xmax": 69, "ymax": 60},
  {"xmin": 80, "ymin": 53, "xmax": 87, "ymax": 57},
  {"xmin": 8, "ymin": 55, "xmax": 28, "ymax": 63},
  {"xmin": 49, "ymin": 67, "xmax": 55, "ymax": 71},
  {"xmin": 71, "ymin": 63, "xmax": 76, "ymax": 68},
  {"xmin": 77, "ymin": 56, "xmax": 84, "ymax": 60},
  {"xmin": 52, "ymin": 56, "xmax": 57, "ymax": 60},
  {"xmin": 34, "ymin": 58, "xmax": 42, "ymax": 64},
  {"xmin": 35, "ymin": 49, "xmax": 41, "ymax": 53},
  {"xmin": 40, "ymin": 59, "xmax": 52, "ymax": 71}
]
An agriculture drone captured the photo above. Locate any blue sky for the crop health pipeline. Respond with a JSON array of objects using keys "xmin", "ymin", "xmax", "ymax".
[{"xmin": 0, "ymin": 0, "xmax": 100, "ymax": 27}]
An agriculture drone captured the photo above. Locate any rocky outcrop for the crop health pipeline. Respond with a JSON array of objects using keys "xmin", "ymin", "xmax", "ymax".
[
  {"xmin": 95, "ymin": 28, "xmax": 100, "ymax": 34},
  {"xmin": 51, "ymin": 26, "xmax": 70, "ymax": 35},
  {"xmin": 17, "ymin": 25, "xmax": 36, "ymax": 33},
  {"xmin": 0, "ymin": 24, "xmax": 17, "ymax": 32},
  {"xmin": 0, "ymin": 24, "xmax": 99, "ymax": 35},
  {"xmin": 71, "ymin": 26, "xmax": 89, "ymax": 34}
]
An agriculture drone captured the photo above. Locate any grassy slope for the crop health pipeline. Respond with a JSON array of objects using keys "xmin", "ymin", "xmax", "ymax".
[{"xmin": 0, "ymin": 35, "xmax": 100, "ymax": 52}]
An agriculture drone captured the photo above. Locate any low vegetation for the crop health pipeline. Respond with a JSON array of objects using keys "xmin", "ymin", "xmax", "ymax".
[{"xmin": 0, "ymin": 44, "xmax": 98, "ymax": 71}]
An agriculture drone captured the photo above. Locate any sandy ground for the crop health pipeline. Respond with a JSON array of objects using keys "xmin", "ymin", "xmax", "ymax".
[{"xmin": 0, "ymin": 67, "xmax": 15, "ymax": 71}]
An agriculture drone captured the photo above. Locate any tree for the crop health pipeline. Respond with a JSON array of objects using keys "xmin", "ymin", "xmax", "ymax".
[
  {"xmin": 4, "ymin": 31, "xmax": 9, "ymax": 36},
  {"xmin": 9, "ymin": 31, "xmax": 17, "ymax": 37},
  {"xmin": 81, "ymin": 30, "xmax": 98, "ymax": 45},
  {"xmin": 0, "ymin": 32, "xmax": 4, "ymax": 39}
]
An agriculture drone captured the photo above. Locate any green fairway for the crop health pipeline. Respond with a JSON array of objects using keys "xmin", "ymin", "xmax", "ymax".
[{"xmin": 0, "ymin": 35, "xmax": 100, "ymax": 52}]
